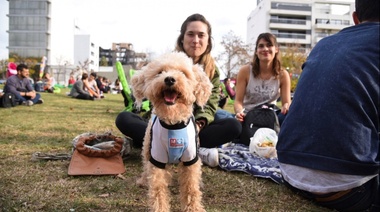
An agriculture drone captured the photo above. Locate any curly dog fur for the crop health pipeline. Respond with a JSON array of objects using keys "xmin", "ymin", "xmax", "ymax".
[{"xmin": 131, "ymin": 52, "xmax": 212, "ymax": 212}]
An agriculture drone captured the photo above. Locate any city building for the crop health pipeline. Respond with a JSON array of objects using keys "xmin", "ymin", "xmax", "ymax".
[
  {"xmin": 7, "ymin": 0, "xmax": 52, "ymax": 59},
  {"xmin": 99, "ymin": 47, "xmax": 113, "ymax": 67},
  {"xmin": 74, "ymin": 34, "xmax": 99, "ymax": 72},
  {"xmin": 6, "ymin": 0, "xmax": 106, "ymax": 84},
  {"xmin": 247, "ymin": 0, "xmax": 354, "ymax": 52},
  {"xmin": 99, "ymin": 43, "xmax": 147, "ymax": 68},
  {"xmin": 7, "ymin": 0, "xmax": 76, "ymax": 67},
  {"xmin": 97, "ymin": 43, "xmax": 148, "ymax": 84},
  {"xmin": 6, "ymin": 0, "xmax": 155, "ymax": 85}
]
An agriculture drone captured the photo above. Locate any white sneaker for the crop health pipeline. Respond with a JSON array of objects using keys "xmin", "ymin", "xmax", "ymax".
[
  {"xmin": 22, "ymin": 100, "xmax": 33, "ymax": 106},
  {"xmin": 121, "ymin": 137, "xmax": 132, "ymax": 157},
  {"xmin": 199, "ymin": 147, "xmax": 219, "ymax": 167},
  {"xmin": 218, "ymin": 142, "xmax": 232, "ymax": 149},
  {"xmin": 36, "ymin": 98, "xmax": 44, "ymax": 104}
]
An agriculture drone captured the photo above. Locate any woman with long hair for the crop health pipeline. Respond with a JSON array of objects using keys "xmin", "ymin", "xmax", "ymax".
[
  {"xmin": 234, "ymin": 32, "xmax": 291, "ymax": 124},
  {"xmin": 115, "ymin": 14, "xmax": 241, "ymax": 167}
]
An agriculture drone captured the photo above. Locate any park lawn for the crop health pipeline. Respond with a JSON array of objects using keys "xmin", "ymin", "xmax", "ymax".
[{"xmin": 0, "ymin": 88, "xmax": 330, "ymax": 211}]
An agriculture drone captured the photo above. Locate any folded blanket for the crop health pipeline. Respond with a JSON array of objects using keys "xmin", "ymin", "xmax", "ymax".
[{"xmin": 218, "ymin": 143, "xmax": 283, "ymax": 184}]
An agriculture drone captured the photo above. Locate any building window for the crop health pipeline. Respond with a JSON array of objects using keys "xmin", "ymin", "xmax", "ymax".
[
  {"xmin": 270, "ymin": 16, "xmax": 307, "ymax": 25},
  {"xmin": 271, "ymin": 2, "xmax": 311, "ymax": 11}
]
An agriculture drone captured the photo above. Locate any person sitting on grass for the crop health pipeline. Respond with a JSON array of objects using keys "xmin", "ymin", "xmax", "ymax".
[
  {"xmin": 223, "ymin": 77, "xmax": 235, "ymax": 100},
  {"xmin": 68, "ymin": 75, "xmax": 76, "ymax": 88},
  {"xmin": 218, "ymin": 83, "xmax": 228, "ymax": 109},
  {"xmin": 217, "ymin": 77, "xmax": 236, "ymax": 109},
  {"xmin": 115, "ymin": 13, "xmax": 242, "ymax": 168},
  {"xmin": 96, "ymin": 75, "xmax": 110, "ymax": 94},
  {"xmin": 3, "ymin": 64, "xmax": 44, "ymax": 106},
  {"xmin": 42, "ymin": 72, "xmax": 56, "ymax": 93},
  {"xmin": 69, "ymin": 73, "xmax": 96, "ymax": 101},
  {"xmin": 234, "ymin": 32, "xmax": 291, "ymax": 126},
  {"xmin": 276, "ymin": 0, "xmax": 379, "ymax": 211},
  {"xmin": 86, "ymin": 72, "xmax": 102, "ymax": 99}
]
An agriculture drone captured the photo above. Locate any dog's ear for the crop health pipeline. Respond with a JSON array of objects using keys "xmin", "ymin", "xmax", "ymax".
[
  {"xmin": 192, "ymin": 64, "xmax": 213, "ymax": 107},
  {"xmin": 130, "ymin": 71, "xmax": 145, "ymax": 107}
]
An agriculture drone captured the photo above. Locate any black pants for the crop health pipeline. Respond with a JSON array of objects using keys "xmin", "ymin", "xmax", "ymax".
[
  {"xmin": 218, "ymin": 97, "xmax": 227, "ymax": 109},
  {"xmin": 283, "ymin": 175, "xmax": 379, "ymax": 212},
  {"xmin": 115, "ymin": 111, "xmax": 242, "ymax": 149},
  {"xmin": 76, "ymin": 94, "xmax": 94, "ymax": 100}
]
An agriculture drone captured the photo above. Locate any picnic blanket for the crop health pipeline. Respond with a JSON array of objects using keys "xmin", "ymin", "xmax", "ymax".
[{"xmin": 218, "ymin": 143, "xmax": 284, "ymax": 184}]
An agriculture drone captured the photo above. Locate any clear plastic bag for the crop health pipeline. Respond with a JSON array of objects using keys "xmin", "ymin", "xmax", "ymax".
[{"xmin": 249, "ymin": 128, "xmax": 278, "ymax": 159}]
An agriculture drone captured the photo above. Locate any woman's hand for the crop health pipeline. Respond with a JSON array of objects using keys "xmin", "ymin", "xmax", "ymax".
[
  {"xmin": 196, "ymin": 120, "xmax": 206, "ymax": 132},
  {"xmin": 281, "ymin": 103, "xmax": 290, "ymax": 114},
  {"xmin": 235, "ymin": 109, "xmax": 246, "ymax": 122}
]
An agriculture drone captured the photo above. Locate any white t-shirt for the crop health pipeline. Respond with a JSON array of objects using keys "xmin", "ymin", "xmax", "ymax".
[
  {"xmin": 280, "ymin": 163, "xmax": 377, "ymax": 193},
  {"xmin": 150, "ymin": 116, "xmax": 197, "ymax": 165},
  {"xmin": 87, "ymin": 79, "xmax": 97, "ymax": 91}
]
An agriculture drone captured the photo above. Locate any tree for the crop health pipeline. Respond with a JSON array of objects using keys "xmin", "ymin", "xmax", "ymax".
[
  {"xmin": 216, "ymin": 31, "xmax": 252, "ymax": 79},
  {"xmin": 281, "ymin": 44, "xmax": 307, "ymax": 75},
  {"xmin": 0, "ymin": 59, "xmax": 8, "ymax": 79},
  {"xmin": 72, "ymin": 59, "xmax": 91, "ymax": 79},
  {"xmin": 53, "ymin": 56, "xmax": 72, "ymax": 85},
  {"xmin": 77, "ymin": 59, "xmax": 90, "ymax": 72},
  {"xmin": 281, "ymin": 44, "xmax": 308, "ymax": 92},
  {"xmin": 100, "ymin": 56, "xmax": 108, "ymax": 66},
  {"xmin": 8, "ymin": 53, "xmax": 41, "ymax": 80}
]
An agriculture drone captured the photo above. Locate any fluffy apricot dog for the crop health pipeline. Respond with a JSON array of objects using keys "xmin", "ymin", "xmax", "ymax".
[{"xmin": 131, "ymin": 52, "xmax": 212, "ymax": 212}]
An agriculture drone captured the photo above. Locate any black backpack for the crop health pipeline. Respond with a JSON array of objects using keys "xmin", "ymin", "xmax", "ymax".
[
  {"xmin": 0, "ymin": 93, "xmax": 17, "ymax": 108},
  {"xmin": 240, "ymin": 104, "xmax": 280, "ymax": 146}
]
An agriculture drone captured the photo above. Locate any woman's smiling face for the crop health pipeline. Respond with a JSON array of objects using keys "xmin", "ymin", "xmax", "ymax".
[
  {"xmin": 256, "ymin": 38, "xmax": 278, "ymax": 63},
  {"xmin": 182, "ymin": 21, "xmax": 209, "ymax": 63}
]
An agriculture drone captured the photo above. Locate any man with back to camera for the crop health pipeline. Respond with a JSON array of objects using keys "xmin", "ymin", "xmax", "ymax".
[
  {"xmin": 4, "ymin": 64, "xmax": 44, "ymax": 106},
  {"xmin": 276, "ymin": 0, "xmax": 379, "ymax": 211}
]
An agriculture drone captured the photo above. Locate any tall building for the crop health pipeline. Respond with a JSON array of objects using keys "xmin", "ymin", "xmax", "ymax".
[
  {"xmin": 99, "ymin": 43, "xmax": 147, "ymax": 68},
  {"xmin": 7, "ymin": 0, "xmax": 51, "ymax": 58},
  {"xmin": 112, "ymin": 43, "xmax": 136, "ymax": 66},
  {"xmin": 247, "ymin": 0, "xmax": 354, "ymax": 52},
  {"xmin": 6, "ymin": 1, "xmax": 145, "ymax": 84},
  {"xmin": 7, "ymin": 0, "xmax": 77, "ymax": 67},
  {"xmin": 74, "ymin": 34, "xmax": 99, "ymax": 72}
]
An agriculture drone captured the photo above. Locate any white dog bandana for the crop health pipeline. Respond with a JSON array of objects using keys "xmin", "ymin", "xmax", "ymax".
[{"xmin": 149, "ymin": 115, "xmax": 198, "ymax": 168}]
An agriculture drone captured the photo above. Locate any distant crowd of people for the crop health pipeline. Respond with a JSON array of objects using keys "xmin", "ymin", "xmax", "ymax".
[
  {"xmin": 0, "ymin": 63, "xmax": 124, "ymax": 104},
  {"xmin": 68, "ymin": 72, "xmax": 125, "ymax": 100}
]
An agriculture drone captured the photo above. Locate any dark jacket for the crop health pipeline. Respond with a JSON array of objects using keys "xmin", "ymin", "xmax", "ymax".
[
  {"xmin": 4, "ymin": 75, "xmax": 34, "ymax": 94},
  {"xmin": 69, "ymin": 80, "xmax": 89, "ymax": 97},
  {"xmin": 193, "ymin": 66, "xmax": 221, "ymax": 127}
]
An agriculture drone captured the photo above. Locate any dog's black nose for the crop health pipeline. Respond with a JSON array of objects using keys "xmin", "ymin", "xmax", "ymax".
[{"xmin": 164, "ymin": 77, "xmax": 176, "ymax": 86}]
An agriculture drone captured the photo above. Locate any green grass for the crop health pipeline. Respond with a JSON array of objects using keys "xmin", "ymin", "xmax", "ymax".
[{"xmin": 0, "ymin": 88, "xmax": 331, "ymax": 211}]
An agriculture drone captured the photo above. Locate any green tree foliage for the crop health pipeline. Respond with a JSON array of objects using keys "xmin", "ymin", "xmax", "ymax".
[
  {"xmin": 281, "ymin": 45, "xmax": 308, "ymax": 92},
  {"xmin": 0, "ymin": 59, "xmax": 8, "ymax": 79},
  {"xmin": 281, "ymin": 44, "xmax": 307, "ymax": 75},
  {"xmin": 9, "ymin": 52, "xmax": 42, "ymax": 80},
  {"xmin": 217, "ymin": 31, "xmax": 253, "ymax": 79},
  {"xmin": 100, "ymin": 56, "xmax": 108, "ymax": 66}
]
